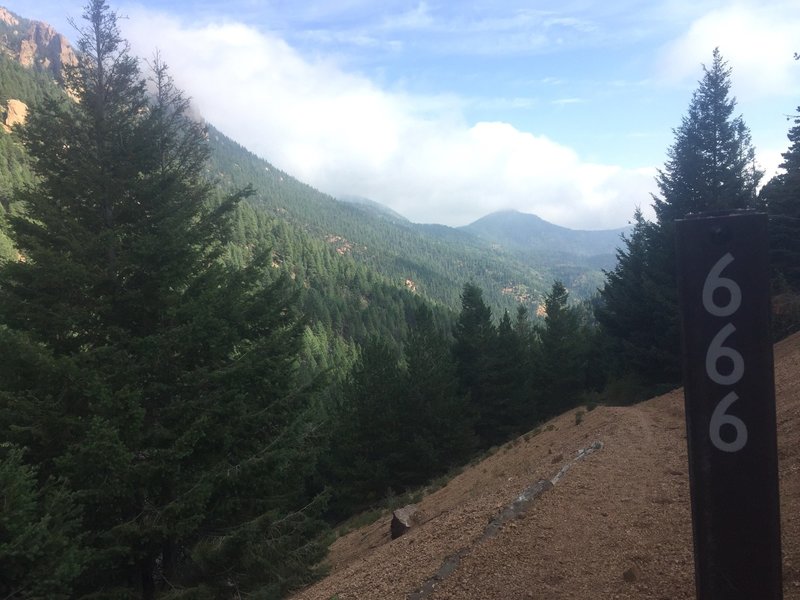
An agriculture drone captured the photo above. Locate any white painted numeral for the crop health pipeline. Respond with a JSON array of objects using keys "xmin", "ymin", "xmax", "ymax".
[
  {"xmin": 705, "ymin": 323, "xmax": 744, "ymax": 385},
  {"xmin": 703, "ymin": 253, "xmax": 746, "ymax": 452},
  {"xmin": 702, "ymin": 252, "xmax": 742, "ymax": 317},
  {"xmin": 709, "ymin": 392, "xmax": 748, "ymax": 452}
]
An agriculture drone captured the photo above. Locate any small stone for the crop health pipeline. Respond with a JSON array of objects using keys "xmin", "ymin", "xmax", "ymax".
[
  {"xmin": 623, "ymin": 565, "xmax": 642, "ymax": 583},
  {"xmin": 391, "ymin": 504, "xmax": 418, "ymax": 539}
]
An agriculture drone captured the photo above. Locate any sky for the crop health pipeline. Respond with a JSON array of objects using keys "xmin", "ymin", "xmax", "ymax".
[{"xmin": 7, "ymin": 0, "xmax": 800, "ymax": 229}]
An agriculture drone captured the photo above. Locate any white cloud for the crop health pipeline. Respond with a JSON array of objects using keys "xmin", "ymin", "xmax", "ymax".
[
  {"xmin": 381, "ymin": 2, "xmax": 434, "ymax": 30},
  {"xmin": 119, "ymin": 6, "xmax": 655, "ymax": 230},
  {"xmin": 757, "ymin": 147, "xmax": 787, "ymax": 185},
  {"xmin": 551, "ymin": 97, "xmax": 584, "ymax": 106},
  {"xmin": 658, "ymin": 2, "xmax": 800, "ymax": 98}
]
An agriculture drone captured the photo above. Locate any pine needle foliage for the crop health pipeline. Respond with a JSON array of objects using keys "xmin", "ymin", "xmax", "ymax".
[
  {"xmin": 597, "ymin": 49, "xmax": 761, "ymax": 387},
  {"xmin": 0, "ymin": 2, "xmax": 326, "ymax": 597}
]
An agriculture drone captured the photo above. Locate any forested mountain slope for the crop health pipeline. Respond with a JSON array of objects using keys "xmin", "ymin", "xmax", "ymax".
[
  {"xmin": 206, "ymin": 128, "xmax": 621, "ymax": 311},
  {"xmin": 462, "ymin": 209, "xmax": 626, "ymax": 257},
  {"xmin": 0, "ymin": 1, "xmax": 625, "ymax": 317},
  {"xmin": 339, "ymin": 194, "xmax": 411, "ymax": 223},
  {"xmin": 461, "ymin": 209, "xmax": 629, "ymax": 301}
]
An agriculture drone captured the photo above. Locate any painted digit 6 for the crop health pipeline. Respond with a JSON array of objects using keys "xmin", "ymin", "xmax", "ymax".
[
  {"xmin": 705, "ymin": 323, "xmax": 744, "ymax": 385},
  {"xmin": 703, "ymin": 252, "xmax": 741, "ymax": 317},
  {"xmin": 709, "ymin": 391, "xmax": 748, "ymax": 452},
  {"xmin": 703, "ymin": 252, "xmax": 747, "ymax": 452}
]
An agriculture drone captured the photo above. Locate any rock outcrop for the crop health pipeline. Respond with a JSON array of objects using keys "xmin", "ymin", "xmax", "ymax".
[
  {"xmin": 0, "ymin": 7, "xmax": 77, "ymax": 81},
  {"xmin": 0, "ymin": 7, "xmax": 19, "ymax": 27},
  {"xmin": 390, "ymin": 504, "xmax": 419, "ymax": 539},
  {"xmin": 17, "ymin": 20, "xmax": 76, "ymax": 79},
  {"xmin": 2, "ymin": 98, "xmax": 27, "ymax": 133}
]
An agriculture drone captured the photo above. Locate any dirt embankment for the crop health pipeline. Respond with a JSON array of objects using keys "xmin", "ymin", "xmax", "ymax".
[{"xmin": 293, "ymin": 332, "xmax": 800, "ymax": 600}]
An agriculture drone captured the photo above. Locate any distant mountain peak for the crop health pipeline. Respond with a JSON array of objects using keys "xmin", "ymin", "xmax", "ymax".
[
  {"xmin": 461, "ymin": 210, "xmax": 627, "ymax": 258},
  {"xmin": 470, "ymin": 210, "xmax": 568, "ymax": 231}
]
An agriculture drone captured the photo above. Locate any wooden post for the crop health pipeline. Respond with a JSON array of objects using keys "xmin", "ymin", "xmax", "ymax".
[{"xmin": 676, "ymin": 211, "xmax": 782, "ymax": 599}]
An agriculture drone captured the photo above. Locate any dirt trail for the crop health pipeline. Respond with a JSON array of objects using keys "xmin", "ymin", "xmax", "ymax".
[{"xmin": 293, "ymin": 332, "xmax": 800, "ymax": 600}]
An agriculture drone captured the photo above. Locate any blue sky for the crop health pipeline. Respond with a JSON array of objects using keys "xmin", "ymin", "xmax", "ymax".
[{"xmin": 6, "ymin": 0, "xmax": 800, "ymax": 228}]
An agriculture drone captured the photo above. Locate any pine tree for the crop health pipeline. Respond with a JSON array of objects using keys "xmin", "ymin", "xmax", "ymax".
[
  {"xmin": 536, "ymin": 281, "xmax": 586, "ymax": 417},
  {"xmin": 482, "ymin": 310, "xmax": 527, "ymax": 442},
  {"xmin": 596, "ymin": 209, "xmax": 675, "ymax": 384},
  {"xmin": 597, "ymin": 49, "xmax": 760, "ymax": 388},
  {"xmin": 0, "ymin": 444, "xmax": 86, "ymax": 599},
  {"xmin": 452, "ymin": 282, "xmax": 497, "ymax": 445},
  {"xmin": 512, "ymin": 304, "xmax": 541, "ymax": 430},
  {"xmin": 322, "ymin": 338, "xmax": 404, "ymax": 518},
  {"xmin": 654, "ymin": 48, "xmax": 761, "ymax": 224},
  {"xmin": 322, "ymin": 304, "xmax": 475, "ymax": 520},
  {"xmin": 0, "ymin": 2, "xmax": 325, "ymax": 597},
  {"xmin": 403, "ymin": 304, "xmax": 474, "ymax": 470},
  {"xmin": 760, "ymin": 104, "xmax": 800, "ymax": 290},
  {"xmin": 759, "ymin": 102, "xmax": 800, "ymax": 337}
]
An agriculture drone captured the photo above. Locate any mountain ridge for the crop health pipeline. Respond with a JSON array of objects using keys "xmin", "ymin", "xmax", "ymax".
[
  {"xmin": 461, "ymin": 209, "xmax": 628, "ymax": 257},
  {"xmin": 205, "ymin": 124, "xmax": 612, "ymax": 308},
  {"xmin": 0, "ymin": 5, "xmax": 619, "ymax": 314}
]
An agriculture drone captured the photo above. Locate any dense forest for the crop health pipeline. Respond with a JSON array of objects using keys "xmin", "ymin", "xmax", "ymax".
[
  {"xmin": 205, "ymin": 123, "xmax": 616, "ymax": 311},
  {"xmin": 1, "ymin": 2, "xmax": 799, "ymax": 599}
]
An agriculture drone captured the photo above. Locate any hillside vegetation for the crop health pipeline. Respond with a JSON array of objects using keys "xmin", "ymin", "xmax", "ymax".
[
  {"xmin": 206, "ymin": 127, "xmax": 620, "ymax": 311},
  {"xmin": 1, "ymin": 3, "xmax": 799, "ymax": 599}
]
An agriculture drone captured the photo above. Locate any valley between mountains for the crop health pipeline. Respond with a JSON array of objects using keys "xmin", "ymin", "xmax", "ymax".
[{"xmin": 293, "ymin": 331, "xmax": 800, "ymax": 600}]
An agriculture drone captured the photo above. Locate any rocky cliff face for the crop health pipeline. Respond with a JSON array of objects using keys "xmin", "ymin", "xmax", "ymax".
[
  {"xmin": 2, "ymin": 98, "xmax": 27, "ymax": 132},
  {"xmin": 0, "ymin": 6, "xmax": 17, "ymax": 27},
  {"xmin": 18, "ymin": 21, "xmax": 76, "ymax": 77},
  {"xmin": 0, "ymin": 6, "xmax": 77, "ymax": 80}
]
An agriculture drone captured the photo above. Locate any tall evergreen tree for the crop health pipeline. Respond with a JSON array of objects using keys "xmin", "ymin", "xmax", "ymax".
[
  {"xmin": 512, "ymin": 304, "xmax": 542, "ymax": 430},
  {"xmin": 482, "ymin": 310, "xmax": 527, "ymax": 442},
  {"xmin": 402, "ymin": 304, "xmax": 474, "ymax": 471},
  {"xmin": 536, "ymin": 281, "xmax": 586, "ymax": 417},
  {"xmin": 760, "ymin": 103, "xmax": 800, "ymax": 291},
  {"xmin": 0, "ymin": 2, "xmax": 325, "ymax": 597},
  {"xmin": 654, "ymin": 48, "xmax": 761, "ymax": 224},
  {"xmin": 323, "ymin": 304, "xmax": 474, "ymax": 519},
  {"xmin": 759, "ymin": 100, "xmax": 800, "ymax": 337},
  {"xmin": 595, "ymin": 209, "xmax": 675, "ymax": 384},
  {"xmin": 452, "ymin": 282, "xmax": 497, "ymax": 445},
  {"xmin": 322, "ymin": 338, "xmax": 404, "ymax": 518},
  {"xmin": 598, "ymin": 49, "xmax": 760, "ymax": 388}
]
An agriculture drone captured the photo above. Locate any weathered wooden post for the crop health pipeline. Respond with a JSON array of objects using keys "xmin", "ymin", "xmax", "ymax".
[{"xmin": 676, "ymin": 211, "xmax": 782, "ymax": 599}]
